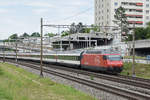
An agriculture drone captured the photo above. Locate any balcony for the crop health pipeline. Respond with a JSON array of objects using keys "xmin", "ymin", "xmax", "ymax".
[
  {"xmin": 126, "ymin": 14, "xmax": 143, "ymax": 18},
  {"xmin": 128, "ymin": 21, "xmax": 143, "ymax": 25},
  {"xmin": 127, "ymin": 18, "xmax": 143, "ymax": 22},
  {"xmin": 122, "ymin": 2, "xmax": 143, "ymax": 8},
  {"xmin": 136, "ymin": 3, "xmax": 143, "ymax": 6}
]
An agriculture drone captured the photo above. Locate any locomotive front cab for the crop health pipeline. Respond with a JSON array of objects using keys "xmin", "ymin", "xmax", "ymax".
[{"xmin": 103, "ymin": 55, "xmax": 123, "ymax": 73}]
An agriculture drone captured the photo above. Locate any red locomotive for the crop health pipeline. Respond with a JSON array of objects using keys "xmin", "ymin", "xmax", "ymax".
[{"xmin": 80, "ymin": 50, "xmax": 123, "ymax": 73}]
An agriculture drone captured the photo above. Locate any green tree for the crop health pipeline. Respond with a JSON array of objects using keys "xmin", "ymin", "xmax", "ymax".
[
  {"xmin": 83, "ymin": 24, "xmax": 99, "ymax": 33},
  {"xmin": 69, "ymin": 22, "xmax": 85, "ymax": 33},
  {"xmin": 135, "ymin": 28, "xmax": 147, "ymax": 40},
  {"xmin": 21, "ymin": 32, "xmax": 30, "ymax": 38},
  {"xmin": 146, "ymin": 27, "xmax": 150, "ymax": 39},
  {"xmin": 84, "ymin": 28, "xmax": 91, "ymax": 33},
  {"xmin": 44, "ymin": 33, "xmax": 56, "ymax": 37},
  {"xmin": 70, "ymin": 22, "xmax": 77, "ymax": 34},
  {"xmin": 9, "ymin": 34, "xmax": 18, "ymax": 39},
  {"xmin": 31, "ymin": 32, "xmax": 40, "ymax": 37},
  {"xmin": 69, "ymin": 23, "xmax": 99, "ymax": 34},
  {"xmin": 3, "ymin": 39, "xmax": 9, "ymax": 42},
  {"xmin": 126, "ymin": 27, "xmax": 149, "ymax": 41},
  {"xmin": 91, "ymin": 24, "xmax": 99, "ymax": 32},
  {"xmin": 147, "ymin": 22, "xmax": 150, "ymax": 27},
  {"xmin": 76, "ymin": 22, "xmax": 84, "ymax": 33},
  {"xmin": 61, "ymin": 31, "xmax": 69, "ymax": 37},
  {"xmin": 114, "ymin": 6, "xmax": 129, "ymax": 35}
]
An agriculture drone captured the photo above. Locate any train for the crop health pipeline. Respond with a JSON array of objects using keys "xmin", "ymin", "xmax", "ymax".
[{"xmin": 0, "ymin": 49, "xmax": 123, "ymax": 74}]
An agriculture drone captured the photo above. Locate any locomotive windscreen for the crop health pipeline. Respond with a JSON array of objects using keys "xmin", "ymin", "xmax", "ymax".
[{"xmin": 107, "ymin": 55, "xmax": 122, "ymax": 61}]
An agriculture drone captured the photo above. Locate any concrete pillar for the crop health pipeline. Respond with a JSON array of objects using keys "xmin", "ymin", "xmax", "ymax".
[{"xmin": 60, "ymin": 40, "xmax": 62, "ymax": 51}]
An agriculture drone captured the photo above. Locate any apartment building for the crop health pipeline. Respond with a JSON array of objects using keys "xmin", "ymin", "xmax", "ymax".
[{"xmin": 95, "ymin": 0, "xmax": 150, "ymax": 28}]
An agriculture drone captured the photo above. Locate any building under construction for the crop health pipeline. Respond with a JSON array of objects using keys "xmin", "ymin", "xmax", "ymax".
[{"xmin": 51, "ymin": 32, "xmax": 113, "ymax": 50}]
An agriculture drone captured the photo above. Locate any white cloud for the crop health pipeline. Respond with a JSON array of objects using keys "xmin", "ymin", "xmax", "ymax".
[
  {"xmin": 0, "ymin": 1, "xmax": 18, "ymax": 6},
  {"xmin": 0, "ymin": 0, "xmax": 94, "ymax": 40},
  {"xmin": 0, "ymin": 1, "xmax": 54, "ymax": 8},
  {"xmin": 0, "ymin": 9, "xmax": 9, "ymax": 13},
  {"xmin": 26, "ymin": 2, "xmax": 54, "ymax": 8},
  {"xmin": 32, "ymin": 9, "xmax": 49, "ymax": 14},
  {"xmin": 69, "ymin": 1, "xmax": 89, "ymax": 6}
]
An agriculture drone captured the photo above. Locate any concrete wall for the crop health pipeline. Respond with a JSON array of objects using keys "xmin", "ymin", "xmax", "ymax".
[{"xmin": 128, "ymin": 39, "xmax": 150, "ymax": 49}]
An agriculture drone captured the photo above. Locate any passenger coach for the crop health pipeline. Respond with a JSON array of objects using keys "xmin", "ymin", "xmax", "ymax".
[{"xmin": 0, "ymin": 49, "xmax": 123, "ymax": 74}]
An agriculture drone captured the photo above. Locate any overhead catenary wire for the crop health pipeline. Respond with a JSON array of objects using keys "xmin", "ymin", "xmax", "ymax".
[
  {"xmin": 62, "ymin": 7, "xmax": 93, "ymax": 21},
  {"xmin": 43, "ymin": 7, "xmax": 94, "ymax": 24}
]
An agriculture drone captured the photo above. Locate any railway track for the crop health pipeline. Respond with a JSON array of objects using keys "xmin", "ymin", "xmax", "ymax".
[
  {"xmin": 118, "ymin": 74, "xmax": 150, "ymax": 83},
  {"xmin": 2, "ymin": 58, "xmax": 150, "ymax": 100}
]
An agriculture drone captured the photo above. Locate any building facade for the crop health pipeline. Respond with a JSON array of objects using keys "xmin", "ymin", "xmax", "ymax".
[{"xmin": 95, "ymin": 0, "xmax": 150, "ymax": 28}]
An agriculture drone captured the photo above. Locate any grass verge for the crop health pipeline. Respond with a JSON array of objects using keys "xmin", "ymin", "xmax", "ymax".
[
  {"xmin": 121, "ymin": 62, "xmax": 150, "ymax": 79},
  {"xmin": 0, "ymin": 63, "xmax": 96, "ymax": 100},
  {"xmin": 124, "ymin": 56, "xmax": 146, "ymax": 60}
]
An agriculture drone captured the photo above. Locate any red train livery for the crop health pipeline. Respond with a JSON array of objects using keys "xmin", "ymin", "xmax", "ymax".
[{"xmin": 80, "ymin": 50, "xmax": 123, "ymax": 73}]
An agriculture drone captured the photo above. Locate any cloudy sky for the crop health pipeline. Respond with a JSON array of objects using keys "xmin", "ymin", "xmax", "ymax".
[{"xmin": 0, "ymin": 0, "xmax": 94, "ymax": 40}]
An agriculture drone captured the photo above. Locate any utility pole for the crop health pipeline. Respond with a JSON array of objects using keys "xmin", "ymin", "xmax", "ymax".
[
  {"xmin": 69, "ymin": 33, "xmax": 71, "ymax": 50},
  {"xmin": 40, "ymin": 18, "xmax": 44, "ymax": 77},
  {"xmin": 120, "ymin": 20, "xmax": 123, "ymax": 42},
  {"xmin": 15, "ymin": 40, "xmax": 18, "ymax": 62},
  {"xmin": 3, "ymin": 41, "xmax": 5, "ymax": 63},
  {"xmin": 89, "ymin": 31, "xmax": 91, "ymax": 47},
  {"xmin": 132, "ymin": 23, "xmax": 136, "ymax": 77}
]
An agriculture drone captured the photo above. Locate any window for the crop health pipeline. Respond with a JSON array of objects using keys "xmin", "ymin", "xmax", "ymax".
[
  {"xmin": 146, "ymin": 0, "xmax": 149, "ymax": 2},
  {"xmin": 114, "ymin": 2, "xmax": 118, "ymax": 6},
  {"xmin": 146, "ymin": 4, "xmax": 149, "ymax": 7},
  {"xmin": 107, "ymin": 21, "xmax": 109, "ymax": 25},
  {"xmin": 107, "ymin": 3, "xmax": 109, "ymax": 6},
  {"xmin": 107, "ymin": 55, "xmax": 122, "ymax": 61},
  {"xmin": 146, "ymin": 10, "xmax": 149, "ymax": 14},
  {"xmin": 129, "ymin": 9, "xmax": 132, "ymax": 12},
  {"xmin": 107, "ymin": 9, "xmax": 109, "ymax": 12},
  {"xmin": 107, "ymin": 15, "xmax": 109, "ymax": 18},
  {"xmin": 146, "ymin": 16, "xmax": 149, "ymax": 20},
  {"xmin": 122, "ymin": 2, "xmax": 128, "ymax": 5},
  {"xmin": 129, "ymin": 3, "xmax": 136, "ymax": 6},
  {"xmin": 99, "ymin": 17, "xmax": 101, "ymax": 20}
]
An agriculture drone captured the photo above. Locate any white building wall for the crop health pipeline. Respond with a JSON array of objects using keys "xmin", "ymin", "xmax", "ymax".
[
  {"xmin": 144, "ymin": 0, "xmax": 150, "ymax": 26},
  {"xmin": 95, "ymin": 0, "xmax": 150, "ymax": 28}
]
